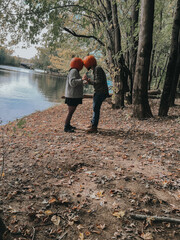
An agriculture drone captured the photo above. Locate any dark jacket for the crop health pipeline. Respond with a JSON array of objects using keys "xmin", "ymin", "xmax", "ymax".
[{"xmin": 89, "ymin": 66, "xmax": 109, "ymax": 95}]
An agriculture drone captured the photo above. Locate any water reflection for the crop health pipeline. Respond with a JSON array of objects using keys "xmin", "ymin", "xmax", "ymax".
[
  {"xmin": 34, "ymin": 74, "xmax": 66, "ymax": 103},
  {"xmin": 0, "ymin": 66, "xmax": 67, "ymax": 125}
]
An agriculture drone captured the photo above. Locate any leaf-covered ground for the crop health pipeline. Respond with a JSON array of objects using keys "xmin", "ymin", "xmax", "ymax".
[{"xmin": 0, "ymin": 98, "xmax": 180, "ymax": 240}]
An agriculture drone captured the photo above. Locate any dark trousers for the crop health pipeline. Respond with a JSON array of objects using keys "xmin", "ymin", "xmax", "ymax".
[{"xmin": 91, "ymin": 93, "xmax": 106, "ymax": 127}]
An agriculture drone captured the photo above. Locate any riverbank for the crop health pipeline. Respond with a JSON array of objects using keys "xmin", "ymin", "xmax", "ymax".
[{"xmin": 0, "ymin": 98, "xmax": 180, "ymax": 239}]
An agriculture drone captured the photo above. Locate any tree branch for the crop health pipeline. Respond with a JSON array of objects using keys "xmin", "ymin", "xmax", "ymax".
[
  {"xmin": 63, "ymin": 27, "xmax": 105, "ymax": 46},
  {"xmin": 130, "ymin": 214, "xmax": 180, "ymax": 224},
  {"xmin": 29, "ymin": 4, "xmax": 102, "ymax": 22}
]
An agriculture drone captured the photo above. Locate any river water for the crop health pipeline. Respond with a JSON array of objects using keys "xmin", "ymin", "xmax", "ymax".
[{"xmin": 0, "ymin": 66, "xmax": 67, "ymax": 125}]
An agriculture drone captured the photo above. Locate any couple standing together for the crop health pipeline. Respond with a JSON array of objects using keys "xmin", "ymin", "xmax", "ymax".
[{"xmin": 64, "ymin": 55, "xmax": 109, "ymax": 133}]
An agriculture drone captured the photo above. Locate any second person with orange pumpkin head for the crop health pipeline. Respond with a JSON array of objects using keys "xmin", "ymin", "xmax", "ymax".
[
  {"xmin": 83, "ymin": 55, "xmax": 109, "ymax": 133},
  {"xmin": 64, "ymin": 57, "xmax": 87, "ymax": 132}
]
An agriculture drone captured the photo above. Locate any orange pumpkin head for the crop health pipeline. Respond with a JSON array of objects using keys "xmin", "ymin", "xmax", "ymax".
[
  {"xmin": 83, "ymin": 55, "xmax": 97, "ymax": 70},
  {"xmin": 70, "ymin": 57, "xmax": 84, "ymax": 71}
]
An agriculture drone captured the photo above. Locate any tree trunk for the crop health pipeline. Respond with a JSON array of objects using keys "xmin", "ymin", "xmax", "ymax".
[
  {"xmin": 132, "ymin": 0, "xmax": 154, "ymax": 119},
  {"xmin": 111, "ymin": 0, "xmax": 123, "ymax": 108},
  {"xmin": 109, "ymin": 0, "xmax": 129, "ymax": 108},
  {"xmin": 104, "ymin": 0, "xmax": 114, "ymax": 66},
  {"xmin": 156, "ymin": 55, "xmax": 169, "ymax": 89},
  {"xmin": 158, "ymin": 0, "xmax": 180, "ymax": 116},
  {"xmin": 169, "ymin": 30, "xmax": 180, "ymax": 106},
  {"xmin": 130, "ymin": 0, "xmax": 140, "ymax": 81},
  {"xmin": 178, "ymin": 75, "xmax": 180, "ymax": 91},
  {"xmin": 128, "ymin": 0, "xmax": 140, "ymax": 104},
  {"xmin": 148, "ymin": 47, "xmax": 155, "ymax": 89}
]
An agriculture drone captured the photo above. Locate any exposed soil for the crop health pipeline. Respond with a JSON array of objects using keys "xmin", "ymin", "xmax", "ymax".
[{"xmin": 0, "ymin": 98, "xmax": 180, "ymax": 240}]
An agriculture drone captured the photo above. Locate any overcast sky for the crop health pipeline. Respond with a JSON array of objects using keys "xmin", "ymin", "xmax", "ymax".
[{"xmin": 11, "ymin": 42, "xmax": 38, "ymax": 59}]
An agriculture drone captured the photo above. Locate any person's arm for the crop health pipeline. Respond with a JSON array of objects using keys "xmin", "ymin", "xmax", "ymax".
[{"xmin": 69, "ymin": 69, "xmax": 83, "ymax": 87}]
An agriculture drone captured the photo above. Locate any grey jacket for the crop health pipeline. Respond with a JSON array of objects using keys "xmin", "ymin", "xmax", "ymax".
[{"xmin": 65, "ymin": 68, "xmax": 83, "ymax": 98}]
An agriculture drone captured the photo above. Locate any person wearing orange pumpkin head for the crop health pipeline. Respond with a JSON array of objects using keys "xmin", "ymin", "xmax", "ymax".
[
  {"xmin": 64, "ymin": 57, "xmax": 86, "ymax": 132},
  {"xmin": 83, "ymin": 55, "xmax": 109, "ymax": 133}
]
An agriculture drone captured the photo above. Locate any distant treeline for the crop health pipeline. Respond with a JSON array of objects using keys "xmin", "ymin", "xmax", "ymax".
[{"xmin": 0, "ymin": 47, "xmax": 21, "ymax": 67}]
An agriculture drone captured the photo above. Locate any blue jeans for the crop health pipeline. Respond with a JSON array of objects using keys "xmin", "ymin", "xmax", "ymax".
[{"xmin": 91, "ymin": 93, "xmax": 107, "ymax": 127}]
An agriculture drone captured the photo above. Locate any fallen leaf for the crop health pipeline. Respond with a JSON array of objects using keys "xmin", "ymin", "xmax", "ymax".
[
  {"xmin": 49, "ymin": 198, "xmax": 57, "ymax": 204},
  {"xmin": 77, "ymin": 224, "xmax": 84, "ymax": 230},
  {"xmin": 45, "ymin": 210, "xmax": 53, "ymax": 216},
  {"xmin": 78, "ymin": 232, "xmax": 84, "ymax": 240},
  {"xmin": 97, "ymin": 224, "xmax": 106, "ymax": 230},
  {"xmin": 92, "ymin": 230, "xmax": 101, "ymax": 234},
  {"xmin": 85, "ymin": 231, "xmax": 91, "ymax": 236},
  {"xmin": 51, "ymin": 215, "xmax": 60, "ymax": 226},
  {"xmin": 113, "ymin": 211, "xmax": 125, "ymax": 218},
  {"xmin": 97, "ymin": 191, "xmax": 104, "ymax": 198},
  {"xmin": 36, "ymin": 214, "xmax": 44, "ymax": 218},
  {"xmin": 141, "ymin": 232, "xmax": 153, "ymax": 240}
]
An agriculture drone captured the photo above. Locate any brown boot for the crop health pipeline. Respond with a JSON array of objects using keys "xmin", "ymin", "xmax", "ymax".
[{"xmin": 86, "ymin": 126, "xmax": 98, "ymax": 133}]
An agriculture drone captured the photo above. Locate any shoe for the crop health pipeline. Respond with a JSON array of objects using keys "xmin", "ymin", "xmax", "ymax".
[
  {"xmin": 69, "ymin": 125, "xmax": 76, "ymax": 130},
  {"xmin": 86, "ymin": 126, "xmax": 98, "ymax": 133},
  {"xmin": 64, "ymin": 127, "xmax": 75, "ymax": 133}
]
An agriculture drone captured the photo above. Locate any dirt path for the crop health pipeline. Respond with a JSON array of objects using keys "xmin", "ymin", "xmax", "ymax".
[{"xmin": 0, "ymin": 98, "xmax": 180, "ymax": 240}]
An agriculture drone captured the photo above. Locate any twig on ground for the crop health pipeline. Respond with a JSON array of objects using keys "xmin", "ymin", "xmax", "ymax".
[
  {"xmin": 57, "ymin": 230, "xmax": 68, "ymax": 239},
  {"xmin": 130, "ymin": 214, "xmax": 180, "ymax": 224},
  {"xmin": 32, "ymin": 227, "xmax": 36, "ymax": 240}
]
